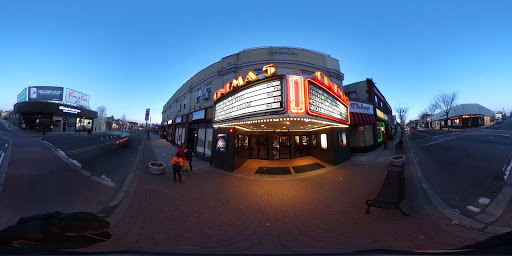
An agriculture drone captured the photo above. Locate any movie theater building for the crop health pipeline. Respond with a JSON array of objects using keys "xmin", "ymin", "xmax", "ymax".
[
  {"xmin": 162, "ymin": 47, "xmax": 351, "ymax": 170},
  {"xmin": 12, "ymin": 86, "xmax": 97, "ymax": 133}
]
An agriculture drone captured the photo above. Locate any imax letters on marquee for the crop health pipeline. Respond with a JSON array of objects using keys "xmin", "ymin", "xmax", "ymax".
[{"xmin": 214, "ymin": 64, "xmax": 276, "ymax": 100}]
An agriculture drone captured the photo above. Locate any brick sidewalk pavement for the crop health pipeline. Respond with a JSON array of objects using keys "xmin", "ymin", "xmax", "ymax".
[{"xmin": 71, "ymin": 133, "xmax": 494, "ymax": 254}]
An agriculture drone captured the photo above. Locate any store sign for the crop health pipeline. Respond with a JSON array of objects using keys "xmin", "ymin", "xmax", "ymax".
[
  {"xmin": 145, "ymin": 108, "xmax": 150, "ymax": 121},
  {"xmin": 59, "ymin": 106, "xmax": 81, "ymax": 114},
  {"xmin": 349, "ymin": 101, "xmax": 373, "ymax": 114},
  {"xmin": 214, "ymin": 64, "xmax": 276, "ymax": 100},
  {"xmin": 65, "ymin": 88, "xmax": 90, "ymax": 108},
  {"xmin": 17, "ymin": 88, "xmax": 27, "ymax": 103},
  {"xmin": 306, "ymin": 80, "xmax": 349, "ymax": 123},
  {"xmin": 192, "ymin": 109, "xmax": 205, "ymax": 120},
  {"xmin": 176, "ymin": 116, "xmax": 182, "ymax": 123},
  {"xmin": 166, "ymin": 119, "xmax": 173, "ymax": 125},
  {"xmin": 28, "ymin": 86, "xmax": 64, "ymax": 101},
  {"xmin": 376, "ymin": 109, "xmax": 388, "ymax": 121},
  {"xmin": 214, "ymin": 79, "xmax": 284, "ymax": 122}
]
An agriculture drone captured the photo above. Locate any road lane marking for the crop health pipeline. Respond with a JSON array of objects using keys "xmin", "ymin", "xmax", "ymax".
[
  {"xmin": 424, "ymin": 136, "xmax": 458, "ymax": 145},
  {"xmin": 67, "ymin": 144, "xmax": 103, "ymax": 155},
  {"xmin": 411, "ymin": 130, "xmax": 432, "ymax": 137}
]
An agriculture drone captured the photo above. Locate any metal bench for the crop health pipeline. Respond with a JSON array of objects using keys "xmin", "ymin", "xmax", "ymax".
[{"xmin": 366, "ymin": 164, "xmax": 407, "ymax": 215}]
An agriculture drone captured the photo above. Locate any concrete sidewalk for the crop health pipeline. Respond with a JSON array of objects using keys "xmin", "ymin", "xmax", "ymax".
[
  {"xmin": 0, "ymin": 119, "xmax": 116, "ymax": 137},
  {"xmin": 70, "ymin": 132, "xmax": 496, "ymax": 254}
]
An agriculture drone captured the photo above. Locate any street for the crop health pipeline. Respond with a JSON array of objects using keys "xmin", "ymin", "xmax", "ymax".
[
  {"xmin": 407, "ymin": 123, "xmax": 512, "ymax": 218},
  {"xmin": 0, "ymin": 128, "xmax": 144, "ymax": 230},
  {"xmin": 42, "ymin": 130, "xmax": 144, "ymax": 186}
]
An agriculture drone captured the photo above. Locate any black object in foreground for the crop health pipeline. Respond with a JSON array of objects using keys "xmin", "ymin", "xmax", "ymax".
[{"xmin": 0, "ymin": 211, "xmax": 112, "ymax": 245}]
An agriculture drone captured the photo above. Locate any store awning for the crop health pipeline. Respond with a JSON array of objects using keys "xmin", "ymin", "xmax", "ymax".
[{"xmin": 350, "ymin": 112, "xmax": 376, "ymax": 124}]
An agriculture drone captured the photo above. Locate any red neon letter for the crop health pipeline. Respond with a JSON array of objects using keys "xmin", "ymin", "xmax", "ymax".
[{"xmin": 288, "ymin": 76, "xmax": 305, "ymax": 114}]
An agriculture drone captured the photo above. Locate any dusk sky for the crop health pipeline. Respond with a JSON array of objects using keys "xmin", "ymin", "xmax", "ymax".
[{"xmin": 1, "ymin": 0, "xmax": 510, "ymax": 124}]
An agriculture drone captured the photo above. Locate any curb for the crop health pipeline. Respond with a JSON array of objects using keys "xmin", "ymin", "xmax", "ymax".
[
  {"xmin": 104, "ymin": 135, "xmax": 146, "ymax": 225},
  {"xmin": 405, "ymin": 135, "xmax": 512, "ymax": 234}
]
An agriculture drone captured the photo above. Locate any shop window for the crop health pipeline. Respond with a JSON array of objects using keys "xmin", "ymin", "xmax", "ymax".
[
  {"xmin": 237, "ymin": 134, "xmax": 243, "ymax": 152},
  {"xmin": 321, "ymin": 134, "xmax": 327, "ymax": 149}
]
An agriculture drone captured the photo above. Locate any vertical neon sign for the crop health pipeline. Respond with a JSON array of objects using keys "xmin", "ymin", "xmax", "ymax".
[{"xmin": 288, "ymin": 75, "xmax": 305, "ymax": 114}]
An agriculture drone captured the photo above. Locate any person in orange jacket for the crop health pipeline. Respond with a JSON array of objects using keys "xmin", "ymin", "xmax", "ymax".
[{"xmin": 171, "ymin": 153, "xmax": 184, "ymax": 183}]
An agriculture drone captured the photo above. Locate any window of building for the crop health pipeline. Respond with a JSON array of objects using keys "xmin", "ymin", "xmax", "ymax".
[
  {"xmin": 183, "ymin": 97, "xmax": 187, "ymax": 110},
  {"xmin": 375, "ymin": 96, "xmax": 378, "ymax": 104},
  {"xmin": 205, "ymin": 83, "xmax": 212, "ymax": 94},
  {"xmin": 179, "ymin": 100, "xmax": 182, "ymax": 111},
  {"xmin": 196, "ymin": 88, "xmax": 202, "ymax": 104}
]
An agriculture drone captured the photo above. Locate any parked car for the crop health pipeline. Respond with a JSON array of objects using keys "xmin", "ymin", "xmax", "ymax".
[{"xmin": 496, "ymin": 118, "xmax": 503, "ymax": 124}]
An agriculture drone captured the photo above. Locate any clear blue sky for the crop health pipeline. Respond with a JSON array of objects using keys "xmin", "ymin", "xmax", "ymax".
[{"xmin": 1, "ymin": 0, "xmax": 511, "ymax": 124}]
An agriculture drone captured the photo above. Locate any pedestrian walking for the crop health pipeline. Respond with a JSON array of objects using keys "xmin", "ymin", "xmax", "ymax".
[
  {"xmin": 382, "ymin": 133, "xmax": 388, "ymax": 149},
  {"xmin": 171, "ymin": 153, "xmax": 184, "ymax": 183},
  {"xmin": 184, "ymin": 146, "xmax": 193, "ymax": 174}
]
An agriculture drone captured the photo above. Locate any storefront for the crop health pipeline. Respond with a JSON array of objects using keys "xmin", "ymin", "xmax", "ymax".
[
  {"xmin": 348, "ymin": 101, "xmax": 376, "ymax": 153},
  {"xmin": 431, "ymin": 104, "xmax": 494, "ymax": 129},
  {"xmin": 211, "ymin": 66, "xmax": 351, "ymax": 172},
  {"xmin": 12, "ymin": 101, "xmax": 97, "ymax": 133}
]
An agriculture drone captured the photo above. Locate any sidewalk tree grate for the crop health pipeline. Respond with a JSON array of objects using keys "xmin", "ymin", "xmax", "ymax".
[
  {"xmin": 292, "ymin": 163, "xmax": 325, "ymax": 174},
  {"xmin": 255, "ymin": 167, "xmax": 292, "ymax": 175}
]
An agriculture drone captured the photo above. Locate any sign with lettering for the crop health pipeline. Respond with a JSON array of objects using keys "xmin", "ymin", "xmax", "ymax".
[
  {"xmin": 214, "ymin": 64, "xmax": 276, "ymax": 100},
  {"xmin": 306, "ymin": 80, "xmax": 349, "ymax": 124},
  {"xmin": 376, "ymin": 108, "xmax": 388, "ymax": 121},
  {"xmin": 65, "ymin": 88, "xmax": 90, "ymax": 108},
  {"xmin": 214, "ymin": 78, "xmax": 284, "ymax": 123},
  {"xmin": 59, "ymin": 106, "xmax": 81, "ymax": 114},
  {"xmin": 350, "ymin": 101, "xmax": 373, "ymax": 114},
  {"xmin": 28, "ymin": 86, "xmax": 64, "ymax": 101}
]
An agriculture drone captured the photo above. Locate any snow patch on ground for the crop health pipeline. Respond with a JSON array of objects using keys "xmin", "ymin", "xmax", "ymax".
[
  {"xmin": 504, "ymin": 159, "xmax": 512, "ymax": 181},
  {"xmin": 55, "ymin": 148, "xmax": 82, "ymax": 168},
  {"xmin": 478, "ymin": 197, "xmax": 491, "ymax": 205},
  {"xmin": 466, "ymin": 206, "xmax": 481, "ymax": 213},
  {"xmin": 100, "ymin": 175, "xmax": 112, "ymax": 182}
]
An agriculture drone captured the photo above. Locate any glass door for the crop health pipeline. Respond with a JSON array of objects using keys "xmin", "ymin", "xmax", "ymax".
[
  {"xmin": 259, "ymin": 136, "xmax": 268, "ymax": 159},
  {"xmin": 279, "ymin": 136, "xmax": 290, "ymax": 159},
  {"xmin": 301, "ymin": 135, "xmax": 310, "ymax": 156},
  {"xmin": 294, "ymin": 136, "xmax": 302, "ymax": 157},
  {"xmin": 250, "ymin": 136, "xmax": 259, "ymax": 159},
  {"xmin": 273, "ymin": 135, "xmax": 279, "ymax": 160}
]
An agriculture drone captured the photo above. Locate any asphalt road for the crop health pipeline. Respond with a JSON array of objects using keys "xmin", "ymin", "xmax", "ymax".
[
  {"xmin": 487, "ymin": 118, "xmax": 512, "ymax": 131},
  {"xmin": 42, "ymin": 130, "xmax": 144, "ymax": 186},
  {"xmin": 0, "ymin": 120, "xmax": 9, "ymax": 132},
  {"xmin": 407, "ymin": 126, "xmax": 512, "ymax": 218}
]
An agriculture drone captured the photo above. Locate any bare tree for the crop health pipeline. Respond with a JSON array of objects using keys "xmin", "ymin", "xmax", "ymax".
[
  {"xmin": 434, "ymin": 91, "xmax": 458, "ymax": 130},
  {"xmin": 425, "ymin": 102, "xmax": 438, "ymax": 128},
  {"xmin": 96, "ymin": 106, "xmax": 107, "ymax": 117},
  {"xmin": 395, "ymin": 105, "xmax": 409, "ymax": 136}
]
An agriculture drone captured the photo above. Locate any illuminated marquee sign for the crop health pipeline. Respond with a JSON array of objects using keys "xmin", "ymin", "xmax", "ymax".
[
  {"xmin": 59, "ymin": 106, "xmax": 81, "ymax": 114},
  {"xmin": 376, "ymin": 109, "xmax": 388, "ymax": 121},
  {"xmin": 288, "ymin": 71, "xmax": 350, "ymax": 124},
  {"xmin": 306, "ymin": 79, "xmax": 349, "ymax": 123},
  {"xmin": 214, "ymin": 64, "xmax": 276, "ymax": 100},
  {"xmin": 214, "ymin": 78, "xmax": 284, "ymax": 122}
]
